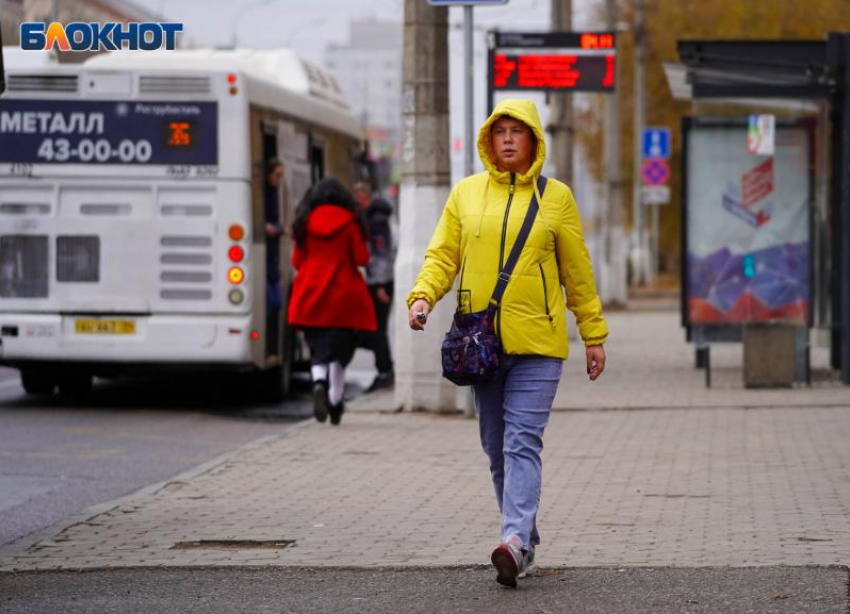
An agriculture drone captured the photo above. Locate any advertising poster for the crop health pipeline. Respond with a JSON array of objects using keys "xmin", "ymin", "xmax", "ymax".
[{"xmin": 686, "ymin": 120, "xmax": 811, "ymax": 325}]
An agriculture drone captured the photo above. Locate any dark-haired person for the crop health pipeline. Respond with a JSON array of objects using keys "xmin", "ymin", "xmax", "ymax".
[
  {"xmin": 288, "ymin": 178, "xmax": 376, "ymax": 425},
  {"xmin": 353, "ymin": 181, "xmax": 396, "ymax": 392},
  {"xmin": 264, "ymin": 158, "xmax": 286, "ymax": 356}
]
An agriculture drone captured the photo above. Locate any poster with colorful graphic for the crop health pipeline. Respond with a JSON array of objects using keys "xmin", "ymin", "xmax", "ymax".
[{"xmin": 685, "ymin": 120, "xmax": 810, "ymax": 325}]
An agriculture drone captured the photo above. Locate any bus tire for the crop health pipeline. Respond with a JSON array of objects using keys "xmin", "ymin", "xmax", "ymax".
[
  {"xmin": 21, "ymin": 370, "xmax": 57, "ymax": 396},
  {"xmin": 258, "ymin": 366, "xmax": 285, "ymax": 403},
  {"xmin": 58, "ymin": 372, "xmax": 93, "ymax": 398}
]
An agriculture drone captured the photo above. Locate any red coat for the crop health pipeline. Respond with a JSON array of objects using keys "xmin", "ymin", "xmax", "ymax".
[{"xmin": 288, "ymin": 205, "xmax": 377, "ymax": 332}]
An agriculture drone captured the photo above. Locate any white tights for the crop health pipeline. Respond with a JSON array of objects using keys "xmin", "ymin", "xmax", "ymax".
[{"xmin": 311, "ymin": 361, "xmax": 345, "ymax": 406}]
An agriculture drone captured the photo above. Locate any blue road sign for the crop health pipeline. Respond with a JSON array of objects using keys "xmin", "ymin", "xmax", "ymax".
[
  {"xmin": 427, "ymin": 0, "xmax": 508, "ymax": 4},
  {"xmin": 642, "ymin": 127, "xmax": 670, "ymax": 159}
]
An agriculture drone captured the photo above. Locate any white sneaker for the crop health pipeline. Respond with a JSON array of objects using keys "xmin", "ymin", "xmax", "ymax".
[{"xmin": 517, "ymin": 545, "xmax": 535, "ymax": 579}]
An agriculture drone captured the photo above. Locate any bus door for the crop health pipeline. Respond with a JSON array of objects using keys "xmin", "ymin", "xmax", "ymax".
[
  {"xmin": 261, "ymin": 125, "xmax": 282, "ymax": 359},
  {"xmin": 277, "ymin": 122, "xmax": 312, "ymax": 370}
]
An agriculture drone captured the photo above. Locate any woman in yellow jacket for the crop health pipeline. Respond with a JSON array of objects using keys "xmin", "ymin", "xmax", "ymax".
[{"xmin": 408, "ymin": 99, "xmax": 608, "ymax": 587}]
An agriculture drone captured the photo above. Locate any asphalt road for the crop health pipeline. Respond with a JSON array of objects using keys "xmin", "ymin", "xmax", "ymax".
[
  {"xmin": 1, "ymin": 566, "xmax": 847, "ymax": 614},
  {"xmin": 0, "ymin": 366, "xmax": 318, "ymax": 549}
]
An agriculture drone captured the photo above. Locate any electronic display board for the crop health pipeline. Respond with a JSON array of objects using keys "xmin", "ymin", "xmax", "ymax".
[
  {"xmin": 490, "ymin": 31, "xmax": 616, "ymax": 93},
  {"xmin": 0, "ymin": 99, "xmax": 217, "ymax": 165}
]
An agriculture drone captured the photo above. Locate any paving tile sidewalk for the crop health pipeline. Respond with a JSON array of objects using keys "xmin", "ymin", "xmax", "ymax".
[
  {"xmin": 353, "ymin": 310, "xmax": 846, "ymax": 414},
  {"xmin": 2, "ymin": 310, "xmax": 849, "ymax": 572}
]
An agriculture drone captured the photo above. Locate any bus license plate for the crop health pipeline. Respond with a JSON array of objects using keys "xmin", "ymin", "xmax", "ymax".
[{"xmin": 75, "ymin": 319, "xmax": 136, "ymax": 335}]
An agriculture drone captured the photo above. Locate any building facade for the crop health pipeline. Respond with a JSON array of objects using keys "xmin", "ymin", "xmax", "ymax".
[{"xmin": 325, "ymin": 20, "xmax": 403, "ymax": 193}]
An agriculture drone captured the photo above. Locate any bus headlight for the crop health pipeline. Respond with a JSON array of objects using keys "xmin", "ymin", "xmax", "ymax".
[{"xmin": 228, "ymin": 289, "xmax": 244, "ymax": 305}]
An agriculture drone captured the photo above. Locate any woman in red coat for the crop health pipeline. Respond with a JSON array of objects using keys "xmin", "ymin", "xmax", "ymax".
[{"xmin": 288, "ymin": 178, "xmax": 377, "ymax": 425}]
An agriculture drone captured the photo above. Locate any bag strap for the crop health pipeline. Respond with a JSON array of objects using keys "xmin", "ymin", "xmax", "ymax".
[
  {"xmin": 489, "ymin": 175, "xmax": 547, "ymax": 308},
  {"xmin": 455, "ymin": 258, "xmax": 467, "ymax": 311}
]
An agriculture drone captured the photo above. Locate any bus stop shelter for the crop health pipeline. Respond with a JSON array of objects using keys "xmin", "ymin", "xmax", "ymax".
[{"xmin": 668, "ymin": 33, "xmax": 850, "ymax": 385}]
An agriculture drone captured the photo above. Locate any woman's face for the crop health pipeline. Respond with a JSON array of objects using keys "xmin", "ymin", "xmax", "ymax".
[
  {"xmin": 267, "ymin": 164, "xmax": 284, "ymax": 188},
  {"xmin": 490, "ymin": 117, "xmax": 535, "ymax": 174}
]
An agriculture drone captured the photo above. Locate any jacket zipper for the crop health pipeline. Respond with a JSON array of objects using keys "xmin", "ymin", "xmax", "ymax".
[
  {"xmin": 539, "ymin": 263, "xmax": 555, "ymax": 330},
  {"xmin": 496, "ymin": 173, "xmax": 516, "ymax": 339},
  {"xmin": 498, "ymin": 173, "xmax": 516, "ymax": 272}
]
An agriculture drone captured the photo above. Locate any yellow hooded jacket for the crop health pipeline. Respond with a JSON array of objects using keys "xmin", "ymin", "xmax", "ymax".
[{"xmin": 407, "ymin": 99, "xmax": 608, "ymax": 360}]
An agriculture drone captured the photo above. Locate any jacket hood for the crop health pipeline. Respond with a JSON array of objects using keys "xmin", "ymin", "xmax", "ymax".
[
  {"xmin": 308, "ymin": 204, "xmax": 356, "ymax": 237},
  {"xmin": 477, "ymin": 98, "xmax": 546, "ymax": 184}
]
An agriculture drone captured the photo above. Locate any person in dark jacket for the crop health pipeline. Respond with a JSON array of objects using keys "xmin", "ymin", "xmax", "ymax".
[
  {"xmin": 288, "ymin": 178, "xmax": 377, "ymax": 425},
  {"xmin": 264, "ymin": 159, "xmax": 286, "ymax": 356},
  {"xmin": 353, "ymin": 182, "xmax": 396, "ymax": 392}
]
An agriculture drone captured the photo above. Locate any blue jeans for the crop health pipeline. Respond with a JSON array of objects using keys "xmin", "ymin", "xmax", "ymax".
[{"xmin": 473, "ymin": 354, "xmax": 563, "ymax": 549}]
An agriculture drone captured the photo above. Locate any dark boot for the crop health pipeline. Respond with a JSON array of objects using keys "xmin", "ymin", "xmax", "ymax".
[
  {"xmin": 328, "ymin": 400, "xmax": 345, "ymax": 426},
  {"xmin": 312, "ymin": 380, "xmax": 329, "ymax": 423},
  {"xmin": 366, "ymin": 371, "xmax": 395, "ymax": 393}
]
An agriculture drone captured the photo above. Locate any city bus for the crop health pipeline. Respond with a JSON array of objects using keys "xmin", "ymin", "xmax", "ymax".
[{"xmin": 0, "ymin": 49, "xmax": 363, "ymax": 399}]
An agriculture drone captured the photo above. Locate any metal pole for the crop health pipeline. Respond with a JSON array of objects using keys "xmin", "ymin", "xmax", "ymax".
[
  {"xmin": 651, "ymin": 195, "xmax": 659, "ymax": 281},
  {"xmin": 464, "ymin": 6, "xmax": 474, "ymax": 177},
  {"xmin": 487, "ymin": 30, "xmax": 495, "ymax": 115},
  {"xmin": 550, "ymin": 0, "xmax": 573, "ymax": 183},
  {"xmin": 632, "ymin": 0, "xmax": 647, "ymax": 285}
]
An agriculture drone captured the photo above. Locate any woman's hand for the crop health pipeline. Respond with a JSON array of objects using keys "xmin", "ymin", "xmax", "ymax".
[
  {"xmin": 408, "ymin": 299, "xmax": 431, "ymax": 331},
  {"xmin": 586, "ymin": 345, "xmax": 606, "ymax": 381}
]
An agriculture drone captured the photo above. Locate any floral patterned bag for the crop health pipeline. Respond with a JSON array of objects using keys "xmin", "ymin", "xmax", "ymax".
[
  {"xmin": 441, "ymin": 176, "xmax": 547, "ymax": 386},
  {"xmin": 441, "ymin": 305, "xmax": 500, "ymax": 385}
]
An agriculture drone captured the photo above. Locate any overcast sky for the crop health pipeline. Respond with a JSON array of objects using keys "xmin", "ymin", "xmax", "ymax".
[
  {"xmin": 133, "ymin": 0, "xmax": 604, "ymax": 192},
  {"xmin": 135, "ymin": 0, "xmax": 599, "ymax": 65}
]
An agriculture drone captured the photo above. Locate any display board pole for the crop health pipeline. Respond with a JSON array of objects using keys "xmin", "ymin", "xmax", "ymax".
[{"xmin": 464, "ymin": 6, "xmax": 474, "ymax": 177}]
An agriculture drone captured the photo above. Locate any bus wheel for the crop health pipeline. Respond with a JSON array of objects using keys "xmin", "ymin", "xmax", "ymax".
[
  {"xmin": 20, "ymin": 370, "xmax": 57, "ymax": 396},
  {"xmin": 258, "ymin": 366, "xmax": 286, "ymax": 403},
  {"xmin": 58, "ymin": 373, "xmax": 93, "ymax": 398}
]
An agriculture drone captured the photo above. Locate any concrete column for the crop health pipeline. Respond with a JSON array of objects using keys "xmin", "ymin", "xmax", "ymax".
[{"xmin": 394, "ymin": 0, "xmax": 460, "ymax": 411}]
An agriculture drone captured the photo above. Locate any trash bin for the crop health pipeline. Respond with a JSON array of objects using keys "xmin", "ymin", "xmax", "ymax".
[{"xmin": 743, "ymin": 321, "xmax": 806, "ymax": 388}]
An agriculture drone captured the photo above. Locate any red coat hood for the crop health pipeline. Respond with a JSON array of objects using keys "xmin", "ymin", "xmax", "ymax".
[{"xmin": 308, "ymin": 205, "xmax": 356, "ymax": 237}]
